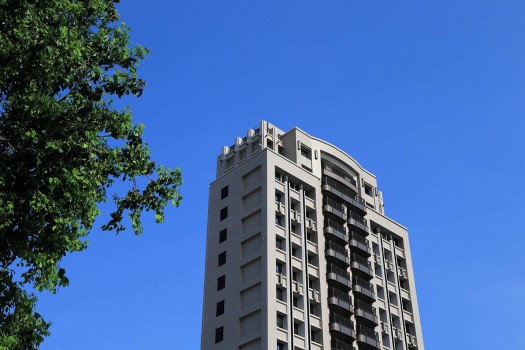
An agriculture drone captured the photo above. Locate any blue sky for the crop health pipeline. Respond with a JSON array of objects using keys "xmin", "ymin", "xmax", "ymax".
[{"xmin": 38, "ymin": 1, "xmax": 525, "ymax": 349}]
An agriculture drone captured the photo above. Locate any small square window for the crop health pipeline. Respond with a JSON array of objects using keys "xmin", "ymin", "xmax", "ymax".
[
  {"xmin": 216, "ymin": 300, "xmax": 225, "ymax": 316},
  {"xmin": 275, "ymin": 215, "xmax": 282, "ymax": 226},
  {"xmin": 217, "ymin": 275, "xmax": 226, "ymax": 291},
  {"xmin": 220, "ymin": 207, "xmax": 228, "ymax": 221},
  {"xmin": 218, "ymin": 251, "xmax": 226, "ymax": 267},
  {"xmin": 219, "ymin": 229, "xmax": 227, "ymax": 243},
  {"xmin": 276, "ymin": 261, "xmax": 284, "ymax": 274},
  {"xmin": 364, "ymin": 183, "xmax": 373, "ymax": 197},
  {"xmin": 276, "ymin": 287, "xmax": 285, "ymax": 301},
  {"xmin": 221, "ymin": 186, "xmax": 229, "ymax": 199},
  {"xmin": 277, "ymin": 314, "xmax": 285, "ymax": 329},
  {"xmin": 215, "ymin": 326, "xmax": 224, "ymax": 343},
  {"xmin": 276, "ymin": 237, "xmax": 284, "ymax": 250}
]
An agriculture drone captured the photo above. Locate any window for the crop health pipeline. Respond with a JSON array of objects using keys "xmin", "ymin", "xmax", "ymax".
[
  {"xmin": 293, "ymin": 296, "xmax": 299, "ymax": 308},
  {"xmin": 219, "ymin": 228, "xmax": 227, "ymax": 243},
  {"xmin": 218, "ymin": 251, "xmax": 226, "ymax": 266},
  {"xmin": 276, "ymin": 287, "xmax": 285, "ymax": 301},
  {"xmin": 290, "ymin": 202, "xmax": 296, "ymax": 211},
  {"xmin": 300, "ymin": 146, "xmax": 311, "ymax": 158},
  {"xmin": 216, "ymin": 300, "xmax": 225, "ymax": 316},
  {"xmin": 276, "ymin": 237, "xmax": 284, "ymax": 250},
  {"xmin": 291, "ymin": 224, "xmax": 297, "ymax": 234},
  {"xmin": 275, "ymin": 214, "xmax": 283, "ymax": 226},
  {"xmin": 220, "ymin": 207, "xmax": 228, "ymax": 221},
  {"xmin": 277, "ymin": 341, "xmax": 286, "ymax": 350},
  {"xmin": 293, "ymin": 322, "xmax": 300, "ymax": 335},
  {"xmin": 276, "ymin": 261, "xmax": 284, "ymax": 274},
  {"xmin": 311, "ymin": 328, "xmax": 320, "ymax": 343},
  {"xmin": 221, "ymin": 186, "xmax": 229, "ymax": 199},
  {"xmin": 364, "ymin": 183, "xmax": 373, "ymax": 197},
  {"xmin": 215, "ymin": 326, "xmax": 224, "ymax": 343},
  {"xmin": 277, "ymin": 314, "xmax": 285, "ymax": 329},
  {"xmin": 291, "ymin": 246, "xmax": 299, "ymax": 258},
  {"xmin": 275, "ymin": 192, "xmax": 282, "ymax": 203},
  {"xmin": 275, "ymin": 171, "xmax": 283, "ymax": 182},
  {"xmin": 267, "ymin": 139, "xmax": 274, "ymax": 149},
  {"xmin": 217, "ymin": 275, "xmax": 226, "ymax": 291}
]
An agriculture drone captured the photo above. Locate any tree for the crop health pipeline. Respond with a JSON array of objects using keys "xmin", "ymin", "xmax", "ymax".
[{"xmin": 0, "ymin": 1, "xmax": 182, "ymax": 348}]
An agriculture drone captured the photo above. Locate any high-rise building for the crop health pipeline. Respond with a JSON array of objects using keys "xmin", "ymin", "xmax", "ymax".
[{"xmin": 201, "ymin": 121, "xmax": 424, "ymax": 350}]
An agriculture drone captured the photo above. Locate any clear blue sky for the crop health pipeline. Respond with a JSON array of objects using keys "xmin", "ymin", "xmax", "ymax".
[{"xmin": 39, "ymin": 1, "xmax": 525, "ymax": 349}]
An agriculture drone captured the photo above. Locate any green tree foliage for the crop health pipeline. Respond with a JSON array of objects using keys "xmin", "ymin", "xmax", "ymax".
[{"xmin": 0, "ymin": 1, "xmax": 182, "ymax": 348}]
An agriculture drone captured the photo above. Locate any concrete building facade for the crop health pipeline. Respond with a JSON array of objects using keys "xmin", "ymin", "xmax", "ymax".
[{"xmin": 201, "ymin": 121, "xmax": 424, "ymax": 350}]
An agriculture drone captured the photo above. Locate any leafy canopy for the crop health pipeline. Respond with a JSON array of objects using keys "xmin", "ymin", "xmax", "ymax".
[{"xmin": 0, "ymin": 0, "xmax": 182, "ymax": 348}]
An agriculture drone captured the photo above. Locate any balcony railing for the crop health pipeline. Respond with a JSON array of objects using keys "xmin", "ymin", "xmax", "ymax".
[
  {"xmin": 353, "ymin": 276, "xmax": 375, "ymax": 300},
  {"xmin": 331, "ymin": 339, "xmax": 355, "ymax": 350},
  {"xmin": 323, "ymin": 197, "xmax": 346, "ymax": 212},
  {"xmin": 322, "ymin": 161, "xmax": 357, "ymax": 187},
  {"xmin": 350, "ymin": 253, "xmax": 373, "ymax": 276},
  {"xmin": 356, "ymin": 325, "xmax": 380, "ymax": 349},
  {"xmin": 326, "ymin": 241, "xmax": 350, "ymax": 265},
  {"xmin": 328, "ymin": 287, "xmax": 353, "ymax": 312},
  {"xmin": 327, "ymin": 264, "xmax": 351, "ymax": 289},
  {"xmin": 347, "ymin": 211, "xmax": 368, "ymax": 233},
  {"xmin": 329, "ymin": 313, "xmax": 356, "ymax": 339},
  {"xmin": 348, "ymin": 231, "xmax": 371, "ymax": 255},
  {"xmin": 354, "ymin": 300, "xmax": 378, "ymax": 324},
  {"xmin": 324, "ymin": 219, "xmax": 348, "ymax": 242}
]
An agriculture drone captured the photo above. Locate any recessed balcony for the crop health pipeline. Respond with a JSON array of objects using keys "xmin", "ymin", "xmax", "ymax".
[
  {"xmin": 324, "ymin": 219, "xmax": 348, "ymax": 243},
  {"xmin": 326, "ymin": 241, "xmax": 350, "ymax": 266},
  {"xmin": 327, "ymin": 264, "xmax": 352, "ymax": 290},
  {"xmin": 347, "ymin": 211, "xmax": 368, "ymax": 233},
  {"xmin": 348, "ymin": 231, "xmax": 371, "ymax": 256},
  {"xmin": 352, "ymin": 276, "xmax": 375, "ymax": 302},
  {"xmin": 322, "ymin": 161, "xmax": 359, "ymax": 193},
  {"xmin": 354, "ymin": 300, "xmax": 379, "ymax": 325},
  {"xmin": 328, "ymin": 287, "xmax": 353, "ymax": 314},
  {"xmin": 406, "ymin": 333, "xmax": 417, "ymax": 348},
  {"xmin": 331, "ymin": 338, "xmax": 355, "ymax": 350},
  {"xmin": 322, "ymin": 177, "xmax": 366, "ymax": 215},
  {"xmin": 329, "ymin": 313, "xmax": 356, "ymax": 340},
  {"xmin": 323, "ymin": 197, "xmax": 347, "ymax": 220},
  {"xmin": 350, "ymin": 253, "xmax": 373, "ymax": 278},
  {"xmin": 356, "ymin": 325, "xmax": 380, "ymax": 349}
]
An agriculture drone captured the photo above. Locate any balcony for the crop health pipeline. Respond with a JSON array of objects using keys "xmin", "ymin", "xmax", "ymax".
[
  {"xmin": 350, "ymin": 253, "xmax": 373, "ymax": 278},
  {"xmin": 322, "ymin": 178, "xmax": 366, "ymax": 214},
  {"xmin": 329, "ymin": 313, "xmax": 356, "ymax": 339},
  {"xmin": 292, "ymin": 280, "xmax": 304, "ymax": 295},
  {"xmin": 322, "ymin": 161, "xmax": 358, "ymax": 193},
  {"xmin": 353, "ymin": 276, "xmax": 375, "ymax": 301},
  {"xmin": 398, "ymin": 267, "xmax": 408, "ymax": 280},
  {"xmin": 305, "ymin": 217, "xmax": 317, "ymax": 232},
  {"xmin": 323, "ymin": 197, "xmax": 347, "ymax": 220},
  {"xmin": 356, "ymin": 325, "xmax": 380, "ymax": 349},
  {"xmin": 354, "ymin": 300, "xmax": 379, "ymax": 325},
  {"xmin": 331, "ymin": 339, "xmax": 355, "ymax": 350},
  {"xmin": 328, "ymin": 287, "xmax": 353, "ymax": 313},
  {"xmin": 291, "ymin": 209, "xmax": 301, "ymax": 223},
  {"xmin": 326, "ymin": 241, "xmax": 350, "ymax": 266},
  {"xmin": 348, "ymin": 231, "xmax": 371, "ymax": 256},
  {"xmin": 324, "ymin": 219, "xmax": 348, "ymax": 242},
  {"xmin": 406, "ymin": 333, "xmax": 417, "ymax": 348},
  {"xmin": 347, "ymin": 211, "xmax": 368, "ymax": 233},
  {"xmin": 309, "ymin": 288, "xmax": 321, "ymax": 303},
  {"xmin": 327, "ymin": 264, "xmax": 352, "ymax": 290},
  {"xmin": 275, "ymin": 201, "xmax": 286, "ymax": 215}
]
